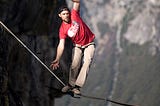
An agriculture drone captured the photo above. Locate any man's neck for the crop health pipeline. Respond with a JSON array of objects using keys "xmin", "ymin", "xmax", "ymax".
[{"xmin": 63, "ymin": 21, "xmax": 71, "ymax": 24}]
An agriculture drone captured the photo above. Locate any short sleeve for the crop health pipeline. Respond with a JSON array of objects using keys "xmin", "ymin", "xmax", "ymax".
[{"xmin": 59, "ymin": 25, "xmax": 67, "ymax": 39}]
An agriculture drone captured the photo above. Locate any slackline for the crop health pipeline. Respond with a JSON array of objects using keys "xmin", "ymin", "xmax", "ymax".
[
  {"xmin": 64, "ymin": 91, "xmax": 138, "ymax": 106},
  {"xmin": 80, "ymin": 94, "xmax": 138, "ymax": 106},
  {"xmin": 0, "ymin": 21, "xmax": 65, "ymax": 86}
]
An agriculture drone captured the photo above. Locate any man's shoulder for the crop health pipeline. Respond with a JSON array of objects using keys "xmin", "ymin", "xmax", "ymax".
[{"xmin": 59, "ymin": 22, "xmax": 71, "ymax": 33}]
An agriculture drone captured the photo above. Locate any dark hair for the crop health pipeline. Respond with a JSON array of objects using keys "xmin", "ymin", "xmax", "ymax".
[{"xmin": 58, "ymin": 6, "xmax": 70, "ymax": 14}]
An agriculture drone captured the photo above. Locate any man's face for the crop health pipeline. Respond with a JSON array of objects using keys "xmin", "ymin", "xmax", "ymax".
[{"xmin": 59, "ymin": 10, "xmax": 70, "ymax": 23}]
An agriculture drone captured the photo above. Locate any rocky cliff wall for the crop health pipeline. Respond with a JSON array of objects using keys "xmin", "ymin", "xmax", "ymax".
[
  {"xmin": 1, "ymin": 0, "xmax": 160, "ymax": 106},
  {"xmin": 55, "ymin": 0, "xmax": 160, "ymax": 106},
  {"xmin": 0, "ymin": 0, "xmax": 72, "ymax": 106}
]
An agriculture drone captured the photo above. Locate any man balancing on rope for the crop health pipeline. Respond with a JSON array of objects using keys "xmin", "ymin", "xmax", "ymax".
[{"xmin": 50, "ymin": 0, "xmax": 95, "ymax": 95}]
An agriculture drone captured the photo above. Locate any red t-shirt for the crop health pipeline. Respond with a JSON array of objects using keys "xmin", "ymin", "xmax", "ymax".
[{"xmin": 59, "ymin": 9, "xmax": 95, "ymax": 46}]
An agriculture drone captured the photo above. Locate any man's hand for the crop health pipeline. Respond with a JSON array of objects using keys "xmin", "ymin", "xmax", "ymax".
[
  {"xmin": 72, "ymin": 0, "xmax": 80, "ymax": 11},
  {"xmin": 50, "ymin": 39, "xmax": 65, "ymax": 70},
  {"xmin": 72, "ymin": 0, "xmax": 80, "ymax": 3},
  {"xmin": 50, "ymin": 59, "xmax": 60, "ymax": 70}
]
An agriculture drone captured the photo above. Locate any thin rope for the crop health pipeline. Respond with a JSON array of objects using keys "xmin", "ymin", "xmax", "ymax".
[
  {"xmin": 45, "ymin": 85, "xmax": 138, "ymax": 106},
  {"xmin": 79, "ymin": 94, "xmax": 138, "ymax": 106},
  {"xmin": 0, "ymin": 21, "xmax": 66, "ymax": 86}
]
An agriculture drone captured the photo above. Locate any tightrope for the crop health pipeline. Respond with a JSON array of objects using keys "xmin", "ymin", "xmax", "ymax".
[
  {"xmin": 0, "ymin": 21, "xmax": 66, "ymax": 86},
  {"xmin": 67, "ymin": 92, "xmax": 138, "ymax": 106},
  {"xmin": 80, "ymin": 94, "xmax": 138, "ymax": 106}
]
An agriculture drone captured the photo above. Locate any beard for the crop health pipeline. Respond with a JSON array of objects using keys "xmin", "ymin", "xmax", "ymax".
[{"xmin": 63, "ymin": 17, "xmax": 70, "ymax": 23}]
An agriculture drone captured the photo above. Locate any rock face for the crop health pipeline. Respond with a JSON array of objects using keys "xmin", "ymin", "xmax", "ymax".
[
  {"xmin": 0, "ymin": 0, "xmax": 72, "ymax": 106},
  {"xmin": 55, "ymin": 0, "xmax": 160, "ymax": 106},
  {"xmin": 1, "ymin": 0, "xmax": 160, "ymax": 106}
]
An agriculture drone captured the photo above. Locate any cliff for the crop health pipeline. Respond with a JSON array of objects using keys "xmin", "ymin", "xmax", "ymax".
[
  {"xmin": 56, "ymin": 0, "xmax": 160, "ymax": 106},
  {"xmin": 0, "ymin": 0, "xmax": 72, "ymax": 106},
  {"xmin": 1, "ymin": 0, "xmax": 160, "ymax": 106}
]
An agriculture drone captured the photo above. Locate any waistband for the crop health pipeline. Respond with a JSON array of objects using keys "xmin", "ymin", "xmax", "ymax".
[{"xmin": 74, "ymin": 41, "xmax": 95, "ymax": 49}]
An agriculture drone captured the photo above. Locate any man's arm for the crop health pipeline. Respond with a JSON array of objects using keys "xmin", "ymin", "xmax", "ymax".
[
  {"xmin": 72, "ymin": 0, "xmax": 80, "ymax": 11},
  {"xmin": 50, "ymin": 39, "xmax": 65, "ymax": 70},
  {"xmin": 55, "ymin": 39, "xmax": 65, "ymax": 61}
]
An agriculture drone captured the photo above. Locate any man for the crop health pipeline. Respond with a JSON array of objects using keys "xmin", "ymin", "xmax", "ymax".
[{"xmin": 50, "ymin": 0, "xmax": 95, "ymax": 95}]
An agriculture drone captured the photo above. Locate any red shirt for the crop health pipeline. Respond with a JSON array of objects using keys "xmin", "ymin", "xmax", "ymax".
[{"xmin": 59, "ymin": 9, "xmax": 95, "ymax": 46}]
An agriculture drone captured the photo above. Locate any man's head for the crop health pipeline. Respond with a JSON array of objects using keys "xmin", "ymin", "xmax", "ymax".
[{"xmin": 58, "ymin": 6, "xmax": 70, "ymax": 23}]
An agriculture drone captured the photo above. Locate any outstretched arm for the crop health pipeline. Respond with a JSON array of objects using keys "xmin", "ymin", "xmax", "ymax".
[
  {"xmin": 72, "ymin": 0, "xmax": 80, "ymax": 11},
  {"xmin": 50, "ymin": 39, "xmax": 65, "ymax": 70}
]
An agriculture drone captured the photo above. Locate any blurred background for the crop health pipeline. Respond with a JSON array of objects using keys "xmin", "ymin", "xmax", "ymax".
[{"xmin": 0, "ymin": 0, "xmax": 160, "ymax": 106}]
